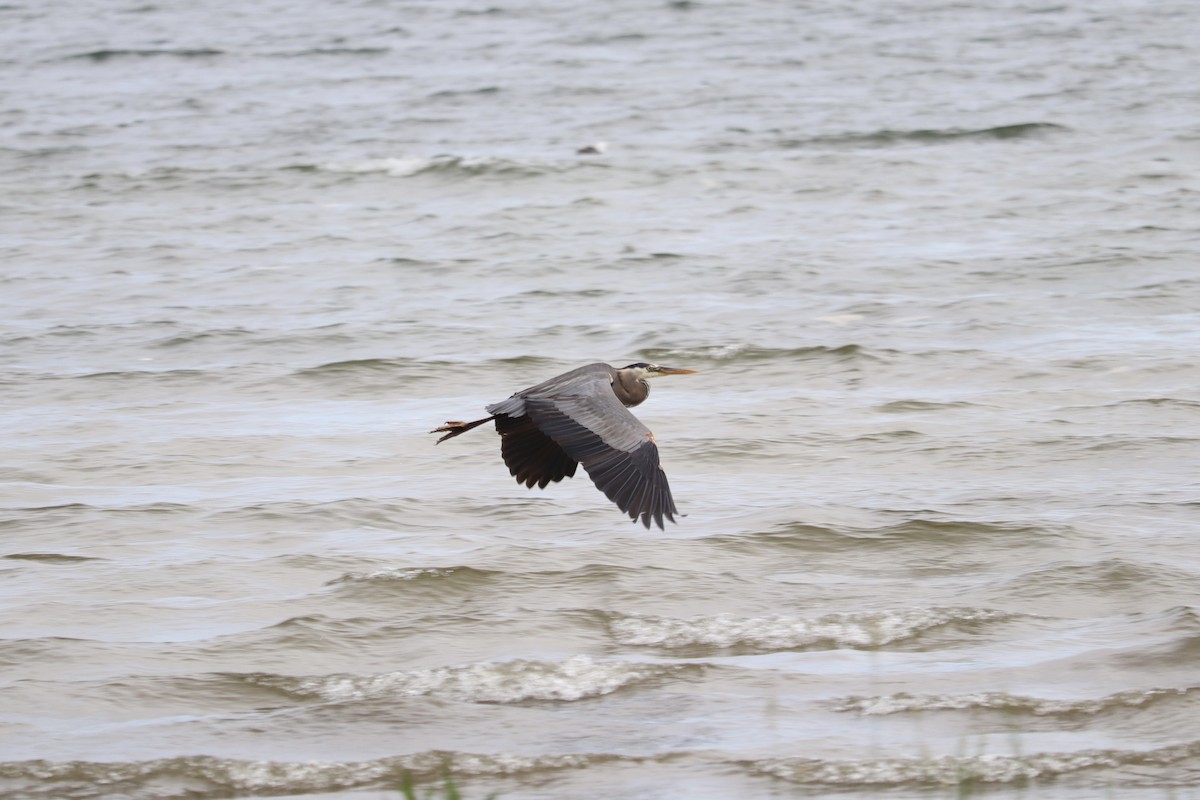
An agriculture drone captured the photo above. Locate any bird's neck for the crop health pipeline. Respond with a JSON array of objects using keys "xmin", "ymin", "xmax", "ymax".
[{"xmin": 615, "ymin": 372, "xmax": 649, "ymax": 407}]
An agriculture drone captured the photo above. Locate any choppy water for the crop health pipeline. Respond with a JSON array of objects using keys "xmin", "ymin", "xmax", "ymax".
[{"xmin": 3, "ymin": 0, "xmax": 1200, "ymax": 798}]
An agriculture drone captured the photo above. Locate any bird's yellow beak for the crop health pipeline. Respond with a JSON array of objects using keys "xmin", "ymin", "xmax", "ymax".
[{"xmin": 654, "ymin": 366, "xmax": 698, "ymax": 376}]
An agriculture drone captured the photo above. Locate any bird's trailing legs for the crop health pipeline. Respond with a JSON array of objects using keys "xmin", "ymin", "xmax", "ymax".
[{"xmin": 431, "ymin": 415, "xmax": 495, "ymax": 444}]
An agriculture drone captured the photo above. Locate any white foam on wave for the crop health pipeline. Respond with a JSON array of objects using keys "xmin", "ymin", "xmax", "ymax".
[
  {"xmin": 327, "ymin": 566, "xmax": 458, "ymax": 584},
  {"xmin": 266, "ymin": 655, "xmax": 681, "ymax": 703},
  {"xmin": 1, "ymin": 751, "xmax": 614, "ymax": 796},
  {"xmin": 836, "ymin": 686, "xmax": 1198, "ymax": 716},
  {"xmin": 318, "ymin": 154, "xmax": 542, "ymax": 178},
  {"xmin": 752, "ymin": 742, "xmax": 1200, "ymax": 786},
  {"xmin": 610, "ymin": 607, "xmax": 1006, "ymax": 650},
  {"xmin": 320, "ymin": 157, "xmax": 439, "ymax": 177}
]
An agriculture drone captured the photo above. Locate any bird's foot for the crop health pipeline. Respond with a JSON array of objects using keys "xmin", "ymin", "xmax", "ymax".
[{"xmin": 430, "ymin": 416, "xmax": 494, "ymax": 443}]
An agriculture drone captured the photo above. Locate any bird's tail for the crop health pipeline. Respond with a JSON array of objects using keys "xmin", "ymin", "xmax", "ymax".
[{"xmin": 430, "ymin": 415, "xmax": 495, "ymax": 444}]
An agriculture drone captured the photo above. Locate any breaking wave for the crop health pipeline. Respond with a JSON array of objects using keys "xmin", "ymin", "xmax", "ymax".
[
  {"xmin": 314, "ymin": 155, "xmax": 562, "ymax": 179},
  {"xmin": 835, "ymin": 686, "xmax": 1200, "ymax": 717},
  {"xmin": 242, "ymin": 656, "xmax": 691, "ymax": 704},
  {"xmin": 748, "ymin": 740, "xmax": 1200, "ymax": 786},
  {"xmin": 609, "ymin": 607, "xmax": 1010, "ymax": 651},
  {"xmin": 0, "ymin": 751, "xmax": 630, "ymax": 800}
]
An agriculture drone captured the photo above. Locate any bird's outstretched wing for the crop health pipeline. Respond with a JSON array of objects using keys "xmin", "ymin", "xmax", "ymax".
[
  {"xmin": 522, "ymin": 375, "xmax": 678, "ymax": 529},
  {"xmin": 495, "ymin": 413, "xmax": 579, "ymax": 489}
]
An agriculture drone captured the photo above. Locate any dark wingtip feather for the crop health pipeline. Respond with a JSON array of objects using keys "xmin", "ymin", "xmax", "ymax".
[
  {"xmin": 522, "ymin": 400, "xmax": 683, "ymax": 531},
  {"xmin": 496, "ymin": 414, "xmax": 580, "ymax": 491}
]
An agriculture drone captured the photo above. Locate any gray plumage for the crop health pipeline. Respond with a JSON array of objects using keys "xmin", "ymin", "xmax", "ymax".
[{"xmin": 431, "ymin": 362, "xmax": 696, "ymax": 529}]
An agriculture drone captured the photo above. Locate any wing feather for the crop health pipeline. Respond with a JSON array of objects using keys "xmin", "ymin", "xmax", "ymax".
[{"xmin": 495, "ymin": 414, "xmax": 578, "ymax": 489}]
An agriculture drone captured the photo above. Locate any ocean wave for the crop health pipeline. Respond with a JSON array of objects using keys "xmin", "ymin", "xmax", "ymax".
[
  {"xmin": 59, "ymin": 48, "xmax": 224, "ymax": 62},
  {"xmin": 707, "ymin": 519, "xmax": 1059, "ymax": 557},
  {"xmin": 1030, "ymin": 433, "xmax": 1200, "ymax": 454},
  {"xmin": 0, "ymin": 750, "xmax": 628, "ymax": 800},
  {"xmin": 747, "ymin": 740, "xmax": 1200, "ymax": 787},
  {"xmin": 324, "ymin": 562, "xmax": 665, "ymax": 592},
  {"xmin": 324, "ymin": 565, "xmax": 499, "ymax": 591},
  {"xmin": 242, "ymin": 655, "xmax": 694, "ymax": 704},
  {"xmin": 271, "ymin": 47, "xmax": 392, "ymax": 58},
  {"xmin": 210, "ymin": 498, "xmax": 425, "ymax": 528},
  {"xmin": 4, "ymin": 502, "xmax": 193, "ymax": 522},
  {"xmin": 288, "ymin": 357, "xmax": 427, "ymax": 386},
  {"xmin": 314, "ymin": 155, "xmax": 559, "ymax": 179},
  {"xmin": 60, "ymin": 368, "xmax": 214, "ymax": 382},
  {"xmin": 995, "ymin": 559, "xmax": 1200, "ymax": 602},
  {"xmin": 638, "ymin": 343, "xmax": 883, "ymax": 365},
  {"xmin": 2, "ymin": 552, "xmax": 103, "ymax": 564},
  {"xmin": 149, "ymin": 328, "xmax": 256, "ymax": 348},
  {"xmin": 777, "ymin": 122, "xmax": 1068, "ymax": 149},
  {"xmin": 609, "ymin": 607, "xmax": 1009, "ymax": 652},
  {"xmin": 877, "ymin": 399, "xmax": 985, "ymax": 413},
  {"xmin": 834, "ymin": 686, "xmax": 1200, "ymax": 717}
]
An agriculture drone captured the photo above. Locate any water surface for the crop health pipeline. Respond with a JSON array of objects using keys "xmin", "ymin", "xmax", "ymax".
[{"xmin": 3, "ymin": 0, "xmax": 1199, "ymax": 797}]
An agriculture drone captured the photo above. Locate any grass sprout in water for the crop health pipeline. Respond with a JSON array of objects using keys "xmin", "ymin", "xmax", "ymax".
[{"xmin": 399, "ymin": 771, "xmax": 497, "ymax": 800}]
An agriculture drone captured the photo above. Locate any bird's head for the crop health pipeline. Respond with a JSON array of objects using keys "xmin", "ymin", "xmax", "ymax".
[{"xmin": 620, "ymin": 362, "xmax": 698, "ymax": 380}]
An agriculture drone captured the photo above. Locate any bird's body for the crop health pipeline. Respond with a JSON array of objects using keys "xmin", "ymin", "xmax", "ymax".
[{"xmin": 432, "ymin": 362, "xmax": 696, "ymax": 529}]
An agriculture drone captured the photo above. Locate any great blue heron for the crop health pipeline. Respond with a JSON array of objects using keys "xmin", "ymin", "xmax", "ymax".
[{"xmin": 431, "ymin": 362, "xmax": 697, "ymax": 529}]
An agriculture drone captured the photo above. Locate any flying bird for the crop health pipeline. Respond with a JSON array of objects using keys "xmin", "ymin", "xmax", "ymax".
[{"xmin": 431, "ymin": 362, "xmax": 696, "ymax": 529}]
